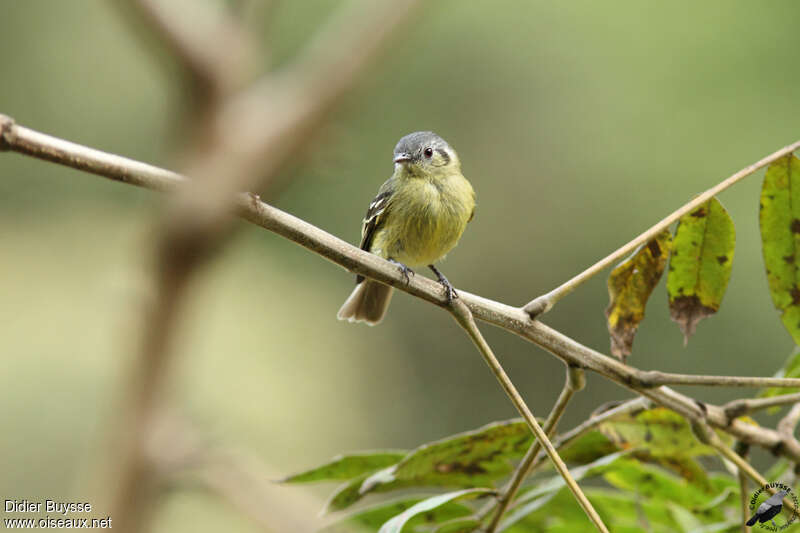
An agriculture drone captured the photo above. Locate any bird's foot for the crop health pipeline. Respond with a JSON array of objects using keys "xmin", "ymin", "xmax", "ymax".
[
  {"xmin": 388, "ymin": 259, "xmax": 415, "ymax": 284},
  {"xmin": 429, "ymin": 264, "xmax": 458, "ymax": 304}
]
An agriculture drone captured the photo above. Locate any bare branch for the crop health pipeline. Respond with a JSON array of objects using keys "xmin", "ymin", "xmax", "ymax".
[
  {"xmin": 723, "ymin": 393, "xmax": 800, "ymax": 420},
  {"xmin": 483, "ymin": 365, "xmax": 585, "ymax": 532},
  {"xmin": 4, "ymin": 115, "xmax": 800, "ymax": 467},
  {"xmin": 778, "ymin": 403, "xmax": 800, "ymax": 440},
  {"xmin": 448, "ymin": 301, "xmax": 608, "ymax": 533},
  {"xmin": 735, "ymin": 442, "xmax": 751, "ymax": 533},
  {"xmin": 524, "ymin": 139, "xmax": 800, "ymax": 317}
]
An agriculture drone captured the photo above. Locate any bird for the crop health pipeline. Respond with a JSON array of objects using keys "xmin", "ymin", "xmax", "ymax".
[
  {"xmin": 337, "ymin": 131, "xmax": 476, "ymax": 325},
  {"xmin": 746, "ymin": 489, "xmax": 789, "ymax": 527}
]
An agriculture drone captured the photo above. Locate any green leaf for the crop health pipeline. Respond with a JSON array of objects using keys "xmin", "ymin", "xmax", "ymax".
[
  {"xmin": 378, "ymin": 489, "xmax": 494, "ymax": 533},
  {"xmin": 668, "ymin": 501, "xmax": 703, "ymax": 532},
  {"xmin": 666, "ymin": 197, "xmax": 735, "ymax": 344},
  {"xmin": 326, "ymin": 475, "xmax": 372, "ymax": 513},
  {"xmin": 597, "ymin": 407, "xmax": 734, "ymax": 491},
  {"xmin": 765, "ymin": 458, "xmax": 792, "ymax": 482},
  {"xmin": 360, "ymin": 419, "xmax": 534, "ymax": 496},
  {"xmin": 505, "ymin": 487, "xmax": 681, "ymax": 533},
  {"xmin": 322, "ymin": 497, "xmax": 473, "ymax": 533},
  {"xmin": 598, "ymin": 407, "xmax": 721, "ymax": 459},
  {"xmin": 760, "ymin": 154, "xmax": 800, "ymax": 345},
  {"xmin": 283, "ymin": 451, "xmax": 406, "ymax": 483},
  {"xmin": 602, "ymin": 459, "xmax": 723, "ymax": 513},
  {"xmin": 432, "ymin": 518, "xmax": 482, "ymax": 533},
  {"xmin": 759, "ymin": 346, "xmax": 800, "ymax": 400},
  {"xmin": 513, "ymin": 451, "xmax": 630, "ymax": 508},
  {"xmin": 605, "ymin": 229, "xmax": 672, "ymax": 361},
  {"xmin": 558, "ymin": 430, "xmax": 618, "ymax": 464}
]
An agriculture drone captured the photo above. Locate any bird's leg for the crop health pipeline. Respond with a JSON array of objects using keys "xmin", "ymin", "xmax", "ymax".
[
  {"xmin": 388, "ymin": 258, "xmax": 414, "ymax": 284},
  {"xmin": 429, "ymin": 264, "xmax": 457, "ymax": 303}
]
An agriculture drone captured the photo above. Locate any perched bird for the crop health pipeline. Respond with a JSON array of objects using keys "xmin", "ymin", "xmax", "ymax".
[
  {"xmin": 746, "ymin": 490, "xmax": 789, "ymax": 527},
  {"xmin": 337, "ymin": 131, "xmax": 476, "ymax": 325}
]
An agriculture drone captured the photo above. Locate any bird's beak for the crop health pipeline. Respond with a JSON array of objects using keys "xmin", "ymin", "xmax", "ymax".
[{"xmin": 393, "ymin": 153, "xmax": 413, "ymax": 164}]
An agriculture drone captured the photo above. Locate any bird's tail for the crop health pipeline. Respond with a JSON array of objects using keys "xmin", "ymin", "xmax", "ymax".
[
  {"xmin": 746, "ymin": 515, "xmax": 759, "ymax": 527},
  {"xmin": 337, "ymin": 280, "xmax": 393, "ymax": 325}
]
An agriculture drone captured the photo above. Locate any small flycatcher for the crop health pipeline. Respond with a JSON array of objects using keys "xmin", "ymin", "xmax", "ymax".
[{"xmin": 338, "ymin": 131, "xmax": 476, "ymax": 325}]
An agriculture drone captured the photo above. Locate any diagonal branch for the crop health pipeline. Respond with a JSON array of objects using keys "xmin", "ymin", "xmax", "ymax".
[
  {"xmin": 481, "ymin": 365, "xmax": 584, "ymax": 532},
  {"xmin": 778, "ymin": 403, "xmax": 800, "ymax": 441},
  {"xmin": 524, "ymin": 139, "xmax": 800, "ymax": 317},
  {"xmin": 448, "ymin": 301, "xmax": 608, "ymax": 532},
  {"xmin": 4, "ymin": 115, "xmax": 800, "ymax": 466}
]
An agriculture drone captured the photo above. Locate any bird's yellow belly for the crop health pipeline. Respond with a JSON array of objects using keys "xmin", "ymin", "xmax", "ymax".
[{"xmin": 371, "ymin": 176, "xmax": 474, "ymax": 267}]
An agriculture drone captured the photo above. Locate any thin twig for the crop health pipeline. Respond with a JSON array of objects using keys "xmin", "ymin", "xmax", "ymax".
[
  {"xmin": 630, "ymin": 371, "xmax": 800, "ymax": 388},
  {"xmin": 448, "ymin": 300, "xmax": 609, "ymax": 533},
  {"xmin": 4, "ymin": 116, "xmax": 800, "ymax": 466},
  {"xmin": 482, "ymin": 365, "xmax": 584, "ymax": 532},
  {"xmin": 778, "ymin": 403, "xmax": 800, "ymax": 439},
  {"xmin": 723, "ymin": 393, "xmax": 800, "ymax": 420},
  {"xmin": 735, "ymin": 442, "xmax": 751, "ymax": 533},
  {"xmin": 739, "ymin": 470, "xmax": 749, "ymax": 533},
  {"xmin": 523, "ymin": 139, "xmax": 800, "ymax": 317},
  {"xmin": 526, "ymin": 397, "xmax": 652, "ymax": 473}
]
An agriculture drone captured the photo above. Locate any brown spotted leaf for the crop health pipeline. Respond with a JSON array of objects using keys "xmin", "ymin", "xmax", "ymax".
[
  {"xmin": 330, "ymin": 419, "xmax": 534, "ymax": 510},
  {"xmin": 605, "ymin": 229, "xmax": 672, "ymax": 361},
  {"xmin": 760, "ymin": 154, "xmax": 800, "ymax": 345},
  {"xmin": 666, "ymin": 197, "xmax": 735, "ymax": 344}
]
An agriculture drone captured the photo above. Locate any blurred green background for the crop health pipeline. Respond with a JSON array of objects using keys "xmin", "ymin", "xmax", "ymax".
[{"xmin": 2, "ymin": 1, "xmax": 800, "ymax": 531}]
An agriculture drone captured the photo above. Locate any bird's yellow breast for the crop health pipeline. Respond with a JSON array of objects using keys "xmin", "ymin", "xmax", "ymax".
[{"xmin": 370, "ymin": 173, "xmax": 475, "ymax": 267}]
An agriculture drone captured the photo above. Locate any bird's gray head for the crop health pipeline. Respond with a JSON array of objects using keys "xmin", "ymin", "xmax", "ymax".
[{"xmin": 392, "ymin": 131, "xmax": 460, "ymax": 176}]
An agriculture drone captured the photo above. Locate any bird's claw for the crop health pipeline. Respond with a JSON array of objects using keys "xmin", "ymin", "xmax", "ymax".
[
  {"xmin": 441, "ymin": 280, "xmax": 458, "ymax": 304},
  {"xmin": 389, "ymin": 259, "xmax": 414, "ymax": 284}
]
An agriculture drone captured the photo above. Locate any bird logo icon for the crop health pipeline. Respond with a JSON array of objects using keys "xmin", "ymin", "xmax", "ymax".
[{"xmin": 747, "ymin": 484, "xmax": 799, "ymax": 530}]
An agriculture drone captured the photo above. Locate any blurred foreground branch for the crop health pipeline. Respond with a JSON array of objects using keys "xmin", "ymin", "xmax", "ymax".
[{"xmin": 41, "ymin": 1, "xmax": 422, "ymax": 531}]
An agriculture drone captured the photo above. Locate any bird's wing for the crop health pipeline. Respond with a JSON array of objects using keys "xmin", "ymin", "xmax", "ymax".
[
  {"xmin": 756, "ymin": 501, "xmax": 774, "ymax": 514},
  {"xmin": 355, "ymin": 185, "xmax": 394, "ymax": 283},
  {"xmin": 360, "ymin": 189, "xmax": 392, "ymax": 251}
]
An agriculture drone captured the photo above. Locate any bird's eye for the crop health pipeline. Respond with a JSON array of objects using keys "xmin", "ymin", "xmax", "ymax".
[{"xmin": 423, "ymin": 147, "xmax": 434, "ymax": 158}]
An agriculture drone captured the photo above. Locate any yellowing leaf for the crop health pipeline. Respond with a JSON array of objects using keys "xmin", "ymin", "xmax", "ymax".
[
  {"xmin": 666, "ymin": 197, "xmax": 735, "ymax": 344},
  {"xmin": 760, "ymin": 154, "xmax": 800, "ymax": 345},
  {"xmin": 605, "ymin": 230, "xmax": 672, "ymax": 361}
]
